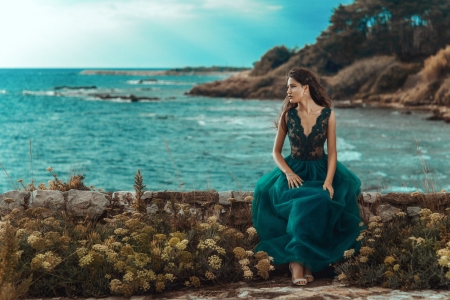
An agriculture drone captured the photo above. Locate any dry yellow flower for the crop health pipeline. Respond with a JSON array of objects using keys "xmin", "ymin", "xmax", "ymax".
[
  {"xmin": 190, "ymin": 276, "xmax": 201, "ymax": 287},
  {"xmin": 233, "ymin": 247, "xmax": 247, "ymax": 259},
  {"xmin": 359, "ymin": 246, "xmax": 374, "ymax": 256},
  {"xmin": 114, "ymin": 228, "xmax": 129, "ymax": 235},
  {"xmin": 110, "ymin": 279, "xmax": 122, "ymax": 294},
  {"xmin": 255, "ymin": 251, "xmax": 269, "ymax": 260},
  {"xmin": 244, "ymin": 269, "xmax": 253, "ymax": 279},
  {"xmin": 205, "ymin": 271, "xmax": 215, "ymax": 280},
  {"xmin": 343, "ymin": 249, "xmax": 355, "ymax": 258},
  {"xmin": 208, "ymin": 255, "xmax": 222, "ymax": 270},
  {"xmin": 359, "ymin": 256, "xmax": 369, "ymax": 263},
  {"xmin": 154, "ymin": 234, "xmax": 167, "ymax": 240},
  {"xmin": 384, "ymin": 271, "xmax": 394, "ymax": 278},
  {"xmin": 393, "ymin": 264, "xmax": 400, "ymax": 271},
  {"xmin": 168, "ymin": 237, "xmax": 180, "ymax": 247},
  {"xmin": 164, "ymin": 273, "xmax": 175, "ymax": 282},
  {"xmin": 246, "ymin": 227, "xmax": 257, "ymax": 237},
  {"xmin": 239, "ymin": 258, "xmax": 250, "ymax": 266},
  {"xmin": 244, "ymin": 196, "xmax": 254, "ymax": 201},
  {"xmin": 369, "ymin": 216, "xmax": 381, "ymax": 223},
  {"xmin": 384, "ymin": 256, "xmax": 396, "ymax": 265}
]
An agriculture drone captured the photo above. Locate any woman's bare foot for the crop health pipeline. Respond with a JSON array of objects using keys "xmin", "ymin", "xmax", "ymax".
[
  {"xmin": 289, "ymin": 262, "xmax": 307, "ymax": 286},
  {"xmin": 304, "ymin": 267, "xmax": 314, "ymax": 283}
]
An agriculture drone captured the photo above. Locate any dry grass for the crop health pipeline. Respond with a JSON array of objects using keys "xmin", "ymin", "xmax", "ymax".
[
  {"xmin": 434, "ymin": 77, "xmax": 450, "ymax": 106},
  {"xmin": 423, "ymin": 45, "xmax": 450, "ymax": 82},
  {"xmin": 327, "ymin": 56, "xmax": 396, "ymax": 99}
]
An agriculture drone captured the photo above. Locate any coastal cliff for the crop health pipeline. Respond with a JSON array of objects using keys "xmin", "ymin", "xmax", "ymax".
[{"xmin": 188, "ymin": 0, "xmax": 450, "ymax": 122}]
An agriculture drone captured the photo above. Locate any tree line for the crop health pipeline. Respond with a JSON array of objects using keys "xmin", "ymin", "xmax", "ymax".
[{"xmin": 252, "ymin": 0, "xmax": 450, "ymax": 76}]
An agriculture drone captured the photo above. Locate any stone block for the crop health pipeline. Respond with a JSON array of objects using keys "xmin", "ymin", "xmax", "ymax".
[
  {"xmin": 0, "ymin": 190, "xmax": 29, "ymax": 214},
  {"xmin": 218, "ymin": 191, "xmax": 253, "ymax": 205},
  {"xmin": 406, "ymin": 206, "xmax": 421, "ymax": 217},
  {"xmin": 67, "ymin": 190, "xmax": 108, "ymax": 218},
  {"xmin": 376, "ymin": 204, "xmax": 401, "ymax": 222},
  {"xmin": 362, "ymin": 192, "xmax": 380, "ymax": 204},
  {"xmin": 29, "ymin": 190, "xmax": 65, "ymax": 217}
]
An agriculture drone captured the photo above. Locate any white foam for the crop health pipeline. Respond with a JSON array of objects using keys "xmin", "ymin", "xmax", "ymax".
[
  {"xmin": 382, "ymin": 186, "xmax": 420, "ymax": 193},
  {"xmin": 336, "ymin": 137, "xmax": 356, "ymax": 150},
  {"xmin": 0, "ymin": 90, "xmax": 6, "ymax": 94},
  {"xmin": 338, "ymin": 151, "xmax": 361, "ymax": 162},
  {"xmin": 23, "ymin": 90, "xmax": 56, "ymax": 96},
  {"xmin": 198, "ymin": 120, "xmax": 206, "ymax": 126},
  {"xmin": 372, "ymin": 171, "xmax": 387, "ymax": 177}
]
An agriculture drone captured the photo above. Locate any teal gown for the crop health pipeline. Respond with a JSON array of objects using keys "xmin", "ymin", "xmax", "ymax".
[{"xmin": 252, "ymin": 107, "xmax": 364, "ymax": 272}]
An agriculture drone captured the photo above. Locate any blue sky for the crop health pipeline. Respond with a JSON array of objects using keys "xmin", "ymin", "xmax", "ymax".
[{"xmin": 0, "ymin": 0, "xmax": 354, "ymax": 68}]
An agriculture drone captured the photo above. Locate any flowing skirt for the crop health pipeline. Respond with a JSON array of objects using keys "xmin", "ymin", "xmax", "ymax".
[{"xmin": 252, "ymin": 155, "xmax": 364, "ymax": 272}]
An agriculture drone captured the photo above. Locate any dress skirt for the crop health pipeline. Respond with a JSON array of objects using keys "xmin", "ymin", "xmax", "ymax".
[{"xmin": 252, "ymin": 154, "xmax": 364, "ymax": 272}]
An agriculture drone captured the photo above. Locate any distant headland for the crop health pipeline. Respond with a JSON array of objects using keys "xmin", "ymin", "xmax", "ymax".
[{"xmin": 80, "ymin": 66, "xmax": 250, "ymax": 76}]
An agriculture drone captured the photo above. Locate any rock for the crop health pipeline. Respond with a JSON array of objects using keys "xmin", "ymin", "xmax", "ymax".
[
  {"xmin": 0, "ymin": 190, "xmax": 29, "ymax": 214},
  {"xmin": 218, "ymin": 191, "xmax": 253, "ymax": 206},
  {"xmin": 407, "ymin": 206, "xmax": 421, "ymax": 217},
  {"xmin": 218, "ymin": 191, "xmax": 233, "ymax": 205},
  {"xmin": 358, "ymin": 204, "xmax": 374, "ymax": 221},
  {"xmin": 361, "ymin": 192, "xmax": 380, "ymax": 204},
  {"xmin": 29, "ymin": 190, "xmax": 65, "ymax": 217},
  {"xmin": 152, "ymin": 191, "xmax": 218, "ymax": 206},
  {"xmin": 66, "ymin": 190, "xmax": 108, "ymax": 218},
  {"xmin": 112, "ymin": 191, "xmax": 135, "ymax": 207},
  {"xmin": 376, "ymin": 204, "xmax": 401, "ymax": 222}
]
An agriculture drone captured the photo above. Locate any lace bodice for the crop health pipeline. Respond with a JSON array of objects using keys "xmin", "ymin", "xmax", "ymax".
[{"xmin": 286, "ymin": 107, "xmax": 332, "ymax": 160}]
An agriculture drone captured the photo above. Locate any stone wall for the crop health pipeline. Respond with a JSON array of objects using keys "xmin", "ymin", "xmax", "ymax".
[{"xmin": 1, "ymin": 189, "xmax": 449, "ymax": 226}]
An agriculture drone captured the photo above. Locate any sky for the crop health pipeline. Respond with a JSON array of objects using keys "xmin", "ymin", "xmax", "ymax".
[{"xmin": 0, "ymin": 0, "xmax": 354, "ymax": 68}]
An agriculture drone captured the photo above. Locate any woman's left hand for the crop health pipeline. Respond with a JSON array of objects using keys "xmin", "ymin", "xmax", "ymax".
[{"xmin": 323, "ymin": 181, "xmax": 334, "ymax": 199}]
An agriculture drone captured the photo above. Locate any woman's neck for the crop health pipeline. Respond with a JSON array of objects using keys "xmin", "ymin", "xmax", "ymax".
[{"xmin": 296, "ymin": 99, "xmax": 321, "ymax": 114}]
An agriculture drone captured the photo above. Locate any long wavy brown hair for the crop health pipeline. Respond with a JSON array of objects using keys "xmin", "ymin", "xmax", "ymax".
[{"xmin": 276, "ymin": 67, "xmax": 332, "ymax": 133}]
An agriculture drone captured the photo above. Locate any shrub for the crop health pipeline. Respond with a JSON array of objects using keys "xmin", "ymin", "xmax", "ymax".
[
  {"xmin": 334, "ymin": 209, "xmax": 450, "ymax": 289},
  {"xmin": 0, "ymin": 196, "xmax": 272, "ymax": 297},
  {"xmin": 250, "ymin": 46, "xmax": 292, "ymax": 76},
  {"xmin": 423, "ymin": 45, "xmax": 450, "ymax": 82},
  {"xmin": 329, "ymin": 56, "xmax": 396, "ymax": 99}
]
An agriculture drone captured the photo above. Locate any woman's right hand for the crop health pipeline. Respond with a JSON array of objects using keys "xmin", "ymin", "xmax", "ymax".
[{"xmin": 286, "ymin": 172, "xmax": 303, "ymax": 188}]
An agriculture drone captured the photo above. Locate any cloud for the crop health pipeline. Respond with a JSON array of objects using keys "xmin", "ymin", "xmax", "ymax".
[{"xmin": 0, "ymin": 0, "xmax": 346, "ymax": 67}]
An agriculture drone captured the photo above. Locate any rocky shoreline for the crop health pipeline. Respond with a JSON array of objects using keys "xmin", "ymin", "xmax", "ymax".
[{"xmin": 187, "ymin": 53, "xmax": 450, "ymax": 123}]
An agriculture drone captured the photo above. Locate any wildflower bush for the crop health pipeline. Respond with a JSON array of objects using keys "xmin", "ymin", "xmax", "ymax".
[
  {"xmin": 335, "ymin": 208, "xmax": 450, "ymax": 289},
  {"xmin": 0, "ymin": 192, "xmax": 273, "ymax": 298}
]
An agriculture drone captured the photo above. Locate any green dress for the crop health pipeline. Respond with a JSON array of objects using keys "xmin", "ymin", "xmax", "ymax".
[{"xmin": 252, "ymin": 107, "xmax": 364, "ymax": 272}]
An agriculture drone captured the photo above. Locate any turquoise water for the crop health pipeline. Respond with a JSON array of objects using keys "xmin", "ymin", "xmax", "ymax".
[{"xmin": 0, "ymin": 69, "xmax": 449, "ymax": 193}]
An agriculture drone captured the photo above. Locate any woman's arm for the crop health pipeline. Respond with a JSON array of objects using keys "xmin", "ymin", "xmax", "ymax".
[
  {"xmin": 324, "ymin": 110, "xmax": 337, "ymax": 198},
  {"xmin": 273, "ymin": 114, "xmax": 303, "ymax": 188}
]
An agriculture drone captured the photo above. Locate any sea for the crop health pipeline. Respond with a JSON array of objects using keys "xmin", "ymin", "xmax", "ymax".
[{"xmin": 0, "ymin": 69, "xmax": 449, "ymax": 193}]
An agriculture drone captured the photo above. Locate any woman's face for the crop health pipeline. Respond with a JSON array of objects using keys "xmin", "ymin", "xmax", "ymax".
[{"xmin": 287, "ymin": 77, "xmax": 307, "ymax": 103}]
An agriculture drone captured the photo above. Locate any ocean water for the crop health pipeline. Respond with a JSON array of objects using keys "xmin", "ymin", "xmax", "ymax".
[{"xmin": 0, "ymin": 69, "xmax": 449, "ymax": 193}]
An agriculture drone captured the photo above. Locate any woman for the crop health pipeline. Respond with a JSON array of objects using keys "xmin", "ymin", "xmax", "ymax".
[{"xmin": 252, "ymin": 67, "xmax": 364, "ymax": 286}]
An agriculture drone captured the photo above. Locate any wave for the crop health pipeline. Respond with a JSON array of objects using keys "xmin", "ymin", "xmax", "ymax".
[
  {"xmin": 339, "ymin": 151, "xmax": 362, "ymax": 162},
  {"xmin": 23, "ymin": 90, "xmax": 57, "ymax": 96},
  {"xmin": 0, "ymin": 89, "xmax": 6, "ymax": 94}
]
